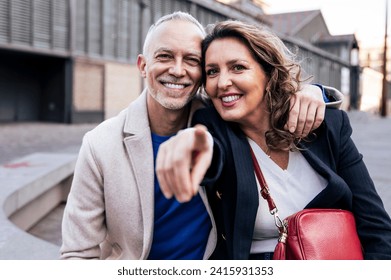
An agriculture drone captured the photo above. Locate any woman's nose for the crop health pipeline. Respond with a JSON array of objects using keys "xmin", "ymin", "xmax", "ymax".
[{"xmin": 217, "ymin": 72, "xmax": 233, "ymax": 89}]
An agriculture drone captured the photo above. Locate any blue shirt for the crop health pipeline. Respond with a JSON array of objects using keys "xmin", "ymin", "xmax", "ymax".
[{"xmin": 147, "ymin": 133, "xmax": 212, "ymax": 260}]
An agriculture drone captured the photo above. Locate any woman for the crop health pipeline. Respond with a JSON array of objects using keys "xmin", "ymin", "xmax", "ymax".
[{"xmin": 156, "ymin": 20, "xmax": 391, "ymax": 259}]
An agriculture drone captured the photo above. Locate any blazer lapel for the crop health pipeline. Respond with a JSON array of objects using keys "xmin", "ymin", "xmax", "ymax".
[
  {"xmin": 123, "ymin": 90, "xmax": 155, "ymax": 258},
  {"xmin": 299, "ymin": 138, "xmax": 352, "ymax": 209},
  {"xmin": 226, "ymin": 124, "xmax": 259, "ymax": 259}
]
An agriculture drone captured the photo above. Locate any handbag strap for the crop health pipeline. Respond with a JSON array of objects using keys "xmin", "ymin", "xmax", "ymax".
[{"xmin": 250, "ymin": 146, "xmax": 286, "ymax": 234}]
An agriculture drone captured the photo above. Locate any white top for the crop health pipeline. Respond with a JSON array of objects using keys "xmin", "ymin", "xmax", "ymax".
[{"xmin": 248, "ymin": 138, "xmax": 327, "ymax": 254}]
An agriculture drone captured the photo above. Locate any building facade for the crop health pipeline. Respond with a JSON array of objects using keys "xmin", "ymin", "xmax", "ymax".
[
  {"xmin": 264, "ymin": 9, "xmax": 359, "ymax": 109},
  {"xmin": 0, "ymin": 0, "xmax": 352, "ymax": 123}
]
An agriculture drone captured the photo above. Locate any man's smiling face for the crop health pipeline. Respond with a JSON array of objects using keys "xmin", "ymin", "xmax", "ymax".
[{"xmin": 137, "ymin": 20, "xmax": 204, "ymax": 110}]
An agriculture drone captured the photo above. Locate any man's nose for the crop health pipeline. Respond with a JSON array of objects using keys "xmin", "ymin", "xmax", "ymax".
[{"xmin": 168, "ymin": 60, "xmax": 186, "ymax": 77}]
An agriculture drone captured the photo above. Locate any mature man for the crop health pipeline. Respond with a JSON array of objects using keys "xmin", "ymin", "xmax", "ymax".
[{"xmin": 60, "ymin": 11, "xmax": 339, "ymax": 260}]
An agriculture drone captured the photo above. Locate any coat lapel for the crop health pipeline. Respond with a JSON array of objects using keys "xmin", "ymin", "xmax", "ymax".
[
  {"xmin": 299, "ymin": 134, "xmax": 352, "ymax": 209},
  {"xmin": 226, "ymin": 124, "xmax": 259, "ymax": 259},
  {"xmin": 123, "ymin": 90, "xmax": 155, "ymax": 258}
]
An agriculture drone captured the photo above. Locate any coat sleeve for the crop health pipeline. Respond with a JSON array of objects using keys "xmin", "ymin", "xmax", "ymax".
[
  {"xmin": 324, "ymin": 86, "xmax": 344, "ymax": 109},
  {"xmin": 191, "ymin": 108, "xmax": 227, "ymax": 187},
  {"xmin": 60, "ymin": 132, "xmax": 107, "ymax": 259},
  {"xmin": 335, "ymin": 110, "xmax": 391, "ymax": 259}
]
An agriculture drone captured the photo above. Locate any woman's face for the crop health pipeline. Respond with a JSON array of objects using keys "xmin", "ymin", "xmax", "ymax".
[{"xmin": 204, "ymin": 37, "xmax": 269, "ymax": 126}]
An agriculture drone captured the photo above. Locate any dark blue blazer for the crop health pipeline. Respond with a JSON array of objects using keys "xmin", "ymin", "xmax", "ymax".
[{"xmin": 193, "ymin": 107, "xmax": 391, "ymax": 260}]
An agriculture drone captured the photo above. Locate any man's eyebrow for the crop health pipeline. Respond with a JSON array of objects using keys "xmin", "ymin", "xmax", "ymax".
[
  {"xmin": 186, "ymin": 50, "xmax": 202, "ymax": 57},
  {"xmin": 154, "ymin": 47, "xmax": 172, "ymax": 54},
  {"xmin": 154, "ymin": 47, "xmax": 201, "ymax": 57}
]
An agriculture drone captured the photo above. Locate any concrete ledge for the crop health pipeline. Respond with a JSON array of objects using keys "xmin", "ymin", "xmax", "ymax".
[{"xmin": 0, "ymin": 153, "xmax": 77, "ymax": 259}]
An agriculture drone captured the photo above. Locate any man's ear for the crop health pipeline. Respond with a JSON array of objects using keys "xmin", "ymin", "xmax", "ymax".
[{"xmin": 137, "ymin": 54, "xmax": 147, "ymax": 78}]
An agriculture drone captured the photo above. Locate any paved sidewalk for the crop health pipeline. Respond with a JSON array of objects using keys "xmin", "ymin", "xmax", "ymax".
[
  {"xmin": 348, "ymin": 111, "xmax": 391, "ymax": 216},
  {"xmin": 0, "ymin": 110, "xmax": 391, "ymax": 249},
  {"xmin": 0, "ymin": 122, "xmax": 97, "ymax": 165},
  {"xmin": 0, "ymin": 122, "xmax": 97, "ymax": 248}
]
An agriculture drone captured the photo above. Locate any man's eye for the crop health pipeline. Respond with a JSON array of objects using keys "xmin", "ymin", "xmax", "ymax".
[
  {"xmin": 156, "ymin": 54, "xmax": 171, "ymax": 60},
  {"xmin": 187, "ymin": 58, "xmax": 201, "ymax": 66}
]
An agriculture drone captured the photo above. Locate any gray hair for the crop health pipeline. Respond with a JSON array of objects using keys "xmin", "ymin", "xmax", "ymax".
[{"xmin": 142, "ymin": 11, "xmax": 206, "ymax": 55}]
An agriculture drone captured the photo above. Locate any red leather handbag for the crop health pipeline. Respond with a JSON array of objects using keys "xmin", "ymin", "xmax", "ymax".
[
  {"xmin": 250, "ymin": 148, "xmax": 364, "ymax": 260},
  {"xmin": 273, "ymin": 208, "xmax": 363, "ymax": 260}
]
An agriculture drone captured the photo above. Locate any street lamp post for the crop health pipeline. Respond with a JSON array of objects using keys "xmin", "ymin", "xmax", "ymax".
[
  {"xmin": 381, "ymin": 0, "xmax": 389, "ymax": 117},
  {"xmin": 350, "ymin": 47, "xmax": 360, "ymax": 110}
]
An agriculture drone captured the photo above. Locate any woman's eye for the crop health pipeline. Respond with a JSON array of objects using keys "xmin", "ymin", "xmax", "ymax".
[
  {"xmin": 233, "ymin": 65, "xmax": 245, "ymax": 71},
  {"xmin": 206, "ymin": 69, "xmax": 218, "ymax": 76}
]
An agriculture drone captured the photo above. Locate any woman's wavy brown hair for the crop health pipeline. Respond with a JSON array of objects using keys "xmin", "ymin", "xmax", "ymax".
[{"xmin": 201, "ymin": 20, "xmax": 309, "ymax": 151}]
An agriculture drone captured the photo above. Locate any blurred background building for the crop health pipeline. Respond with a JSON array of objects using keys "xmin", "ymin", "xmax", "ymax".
[
  {"xmin": 0, "ymin": 0, "xmax": 387, "ymax": 124},
  {"xmin": 1, "ymin": 0, "xmax": 391, "ymax": 261}
]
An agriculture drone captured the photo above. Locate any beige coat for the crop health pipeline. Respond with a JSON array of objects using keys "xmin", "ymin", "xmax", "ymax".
[{"xmin": 60, "ymin": 90, "xmax": 217, "ymax": 259}]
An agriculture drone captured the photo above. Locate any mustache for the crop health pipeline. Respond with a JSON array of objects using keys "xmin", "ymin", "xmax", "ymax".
[{"xmin": 158, "ymin": 77, "xmax": 193, "ymax": 85}]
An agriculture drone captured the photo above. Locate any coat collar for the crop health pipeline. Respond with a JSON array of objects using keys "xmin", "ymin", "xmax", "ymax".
[
  {"xmin": 124, "ymin": 89, "xmax": 150, "ymax": 135},
  {"xmin": 123, "ymin": 89, "xmax": 155, "ymax": 259},
  {"xmin": 298, "ymin": 138, "xmax": 352, "ymax": 209},
  {"xmin": 123, "ymin": 90, "xmax": 203, "ymax": 134}
]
